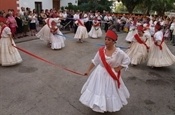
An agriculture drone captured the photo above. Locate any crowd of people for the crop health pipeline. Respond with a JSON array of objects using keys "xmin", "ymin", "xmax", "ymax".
[{"xmin": 1, "ymin": 7, "xmax": 175, "ymax": 113}]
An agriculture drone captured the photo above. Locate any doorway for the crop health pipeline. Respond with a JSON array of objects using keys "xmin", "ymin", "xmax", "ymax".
[
  {"xmin": 53, "ymin": 0, "xmax": 60, "ymax": 10},
  {"xmin": 35, "ymin": 2, "xmax": 42, "ymax": 15}
]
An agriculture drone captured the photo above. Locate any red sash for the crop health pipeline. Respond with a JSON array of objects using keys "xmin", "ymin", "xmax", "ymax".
[
  {"xmin": 153, "ymin": 37, "xmax": 164, "ymax": 50},
  {"xmin": 0, "ymin": 25, "xmax": 7, "ymax": 39},
  {"xmin": 134, "ymin": 34, "xmax": 149, "ymax": 49},
  {"xmin": 93, "ymin": 21, "xmax": 100, "ymax": 27},
  {"xmin": 99, "ymin": 47, "xmax": 121, "ymax": 88},
  {"xmin": 77, "ymin": 19, "xmax": 84, "ymax": 26}
]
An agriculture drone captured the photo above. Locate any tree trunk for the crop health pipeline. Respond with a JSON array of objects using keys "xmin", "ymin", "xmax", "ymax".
[
  {"xmin": 145, "ymin": 6, "xmax": 151, "ymax": 15},
  {"xmin": 126, "ymin": 6, "xmax": 135, "ymax": 14}
]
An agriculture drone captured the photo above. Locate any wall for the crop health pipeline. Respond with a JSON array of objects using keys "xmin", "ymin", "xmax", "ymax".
[
  {"xmin": 18, "ymin": 0, "xmax": 52, "ymax": 11},
  {"xmin": 0, "ymin": 0, "xmax": 18, "ymax": 12}
]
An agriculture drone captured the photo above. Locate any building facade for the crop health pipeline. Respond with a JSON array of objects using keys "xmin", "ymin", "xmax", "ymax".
[
  {"xmin": 0, "ymin": 0, "xmax": 18, "ymax": 12},
  {"xmin": 0, "ymin": 0, "xmax": 77, "ymax": 13}
]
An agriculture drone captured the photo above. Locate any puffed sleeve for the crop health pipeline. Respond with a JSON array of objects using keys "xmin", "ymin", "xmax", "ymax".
[
  {"xmin": 154, "ymin": 31, "xmax": 163, "ymax": 41},
  {"xmin": 120, "ymin": 50, "xmax": 130, "ymax": 69},
  {"xmin": 4, "ymin": 27, "xmax": 12, "ymax": 35},
  {"xmin": 92, "ymin": 52, "xmax": 100, "ymax": 66}
]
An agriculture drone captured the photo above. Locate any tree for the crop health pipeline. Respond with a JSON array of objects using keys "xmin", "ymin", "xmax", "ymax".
[
  {"xmin": 118, "ymin": 0, "xmax": 143, "ymax": 13},
  {"xmin": 151, "ymin": 0, "xmax": 175, "ymax": 16},
  {"xmin": 65, "ymin": 3, "xmax": 79, "ymax": 11},
  {"xmin": 78, "ymin": 0, "xmax": 113, "ymax": 12},
  {"xmin": 142, "ymin": 0, "xmax": 153, "ymax": 15}
]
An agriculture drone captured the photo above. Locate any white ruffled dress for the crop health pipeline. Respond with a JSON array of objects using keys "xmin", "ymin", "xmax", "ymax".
[
  {"xmin": 126, "ymin": 34, "xmax": 148, "ymax": 65},
  {"xmin": 147, "ymin": 30, "xmax": 175, "ymax": 67},
  {"xmin": 79, "ymin": 47, "xmax": 130, "ymax": 113}
]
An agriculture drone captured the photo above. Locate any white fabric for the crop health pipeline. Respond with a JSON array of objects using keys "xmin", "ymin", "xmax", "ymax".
[
  {"xmin": 154, "ymin": 31, "xmax": 163, "ymax": 41},
  {"xmin": 170, "ymin": 22, "xmax": 175, "ymax": 35},
  {"xmin": 147, "ymin": 30, "xmax": 175, "ymax": 67},
  {"xmin": 36, "ymin": 24, "xmax": 51, "ymax": 43},
  {"xmin": 73, "ymin": 14, "xmax": 79, "ymax": 20},
  {"xmin": 50, "ymin": 30, "xmax": 66, "ymax": 50},
  {"xmin": 74, "ymin": 20, "xmax": 88, "ymax": 40},
  {"xmin": 79, "ymin": 48, "xmax": 130, "ymax": 113},
  {"xmin": 0, "ymin": 27, "xmax": 22, "ymax": 66},
  {"xmin": 144, "ymin": 30, "xmax": 153, "ymax": 46},
  {"xmin": 88, "ymin": 20, "xmax": 102, "ymax": 38},
  {"xmin": 36, "ymin": 18, "xmax": 65, "ymax": 49},
  {"xmin": 126, "ymin": 34, "xmax": 148, "ymax": 65},
  {"xmin": 125, "ymin": 26, "xmax": 137, "ymax": 42}
]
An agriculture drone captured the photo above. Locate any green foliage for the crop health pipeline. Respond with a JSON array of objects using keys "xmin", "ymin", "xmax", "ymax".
[
  {"xmin": 76, "ymin": 0, "xmax": 175, "ymax": 15},
  {"xmin": 114, "ymin": 2, "xmax": 127, "ymax": 13},
  {"xmin": 117, "ymin": 0, "xmax": 175, "ymax": 15},
  {"xmin": 65, "ymin": 2, "xmax": 79, "ymax": 11},
  {"xmin": 151, "ymin": 0, "xmax": 175, "ymax": 15},
  {"xmin": 120, "ymin": 0, "xmax": 142, "ymax": 13},
  {"xmin": 77, "ymin": 0, "xmax": 113, "ymax": 12}
]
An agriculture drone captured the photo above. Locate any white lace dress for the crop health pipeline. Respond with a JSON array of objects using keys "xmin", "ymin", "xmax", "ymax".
[{"xmin": 0, "ymin": 26, "xmax": 22, "ymax": 66}]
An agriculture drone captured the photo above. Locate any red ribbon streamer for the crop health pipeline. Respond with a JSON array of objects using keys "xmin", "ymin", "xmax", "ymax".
[{"xmin": 13, "ymin": 45, "xmax": 84, "ymax": 76}]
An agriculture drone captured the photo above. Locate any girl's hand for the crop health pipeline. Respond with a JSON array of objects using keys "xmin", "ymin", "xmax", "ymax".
[
  {"xmin": 84, "ymin": 72, "xmax": 89, "ymax": 76},
  {"xmin": 114, "ymin": 66, "xmax": 123, "ymax": 72}
]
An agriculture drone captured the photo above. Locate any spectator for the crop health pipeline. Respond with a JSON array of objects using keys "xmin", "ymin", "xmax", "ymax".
[{"xmin": 6, "ymin": 11, "xmax": 18, "ymax": 39}]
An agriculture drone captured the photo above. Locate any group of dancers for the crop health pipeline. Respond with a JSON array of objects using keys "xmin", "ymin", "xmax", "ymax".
[
  {"xmin": 125, "ymin": 20, "xmax": 175, "ymax": 67},
  {"xmin": 36, "ymin": 14, "xmax": 103, "ymax": 49},
  {"xmin": 1, "ymin": 13, "xmax": 175, "ymax": 114}
]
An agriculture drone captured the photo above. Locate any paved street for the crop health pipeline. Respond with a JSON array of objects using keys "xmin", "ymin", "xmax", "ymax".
[{"xmin": 0, "ymin": 31, "xmax": 175, "ymax": 115}]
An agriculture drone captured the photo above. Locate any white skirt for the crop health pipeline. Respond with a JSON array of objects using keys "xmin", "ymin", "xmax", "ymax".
[
  {"xmin": 0, "ymin": 37, "xmax": 22, "ymax": 66},
  {"xmin": 79, "ymin": 65, "xmax": 130, "ymax": 113},
  {"xmin": 74, "ymin": 26, "xmax": 88, "ymax": 39},
  {"xmin": 125, "ymin": 27, "xmax": 137, "ymax": 42},
  {"xmin": 50, "ymin": 31, "xmax": 66, "ymax": 50},
  {"xmin": 36, "ymin": 25, "xmax": 51, "ymax": 43},
  {"xmin": 126, "ymin": 42, "xmax": 148, "ymax": 65},
  {"xmin": 147, "ymin": 42, "xmax": 175, "ymax": 67},
  {"xmin": 88, "ymin": 26, "xmax": 102, "ymax": 39}
]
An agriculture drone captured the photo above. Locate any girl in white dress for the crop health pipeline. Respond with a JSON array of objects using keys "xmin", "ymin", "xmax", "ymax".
[
  {"xmin": 88, "ymin": 17, "xmax": 102, "ymax": 39},
  {"xmin": 0, "ymin": 17, "xmax": 22, "ymax": 66},
  {"xmin": 36, "ymin": 18, "xmax": 65, "ymax": 49},
  {"xmin": 126, "ymin": 25, "xmax": 149, "ymax": 65},
  {"xmin": 49, "ymin": 20, "xmax": 65, "ymax": 50},
  {"xmin": 74, "ymin": 14, "xmax": 88, "ymax": 43},
  {"xmin": 147, "ymin": 22, "xmax": 175, "ymax": 67},
  {"xmin": 80, "ymin": 30, "xmax": 130, "ymax": 113}
]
